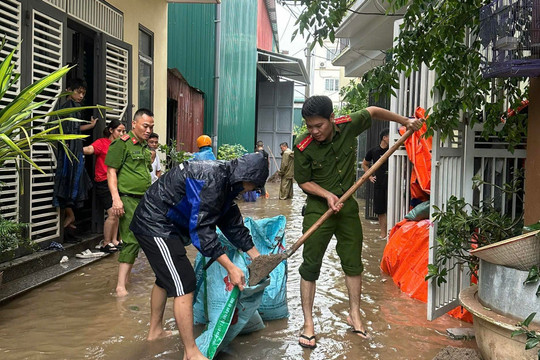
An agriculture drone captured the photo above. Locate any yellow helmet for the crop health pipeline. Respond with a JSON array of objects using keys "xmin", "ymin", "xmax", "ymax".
[{"xmin": 197, "ymin": 135, "xmax": 212, "ymax": 148}]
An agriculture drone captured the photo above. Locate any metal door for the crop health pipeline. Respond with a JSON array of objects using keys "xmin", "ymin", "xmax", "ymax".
[
  {"xmin": 0, "ymin": 0, "xmax": 22, "ymax": 222},
  {"xmin": 427, "ymin": 127, "xmax": 468, "ymax": 320},
  {"xmin": 26, "ymin": 0, "xmax": 67, "ymax": 243},
  {"xmin": 99, "ymin": 34, "xmax": 132, "ymax": 127},
  {"xmin": 256, "ymin": 81, "xmax": 294, "ymax": 175}
]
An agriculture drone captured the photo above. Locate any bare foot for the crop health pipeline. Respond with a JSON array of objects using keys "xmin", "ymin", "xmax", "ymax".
[
  {"xmin": 147, "ymin": 329, "xmax": 179, "ymax": 341},
  {"xmin": 347, "ymin": 315, "xmax": 370, "ymax": 339},
  {"xmin": 116, "ymin": 287, "xmax": 129, "ymax": 297},
  {"xmin": 183, "ymin": 348, "xmax": 209, "ymax": 360}
]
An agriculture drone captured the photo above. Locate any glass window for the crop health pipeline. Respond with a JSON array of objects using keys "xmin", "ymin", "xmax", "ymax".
[
  {"xmin": 325, "ymin": 78, "xmax": 339, "ymax": 91},
  {"xmin": 139, "ymin": 26, "xmax": 153, "ymax": 109},
  {"xmin": 326, "ymin": 48, "xmax": 336, "ymax": 61}
]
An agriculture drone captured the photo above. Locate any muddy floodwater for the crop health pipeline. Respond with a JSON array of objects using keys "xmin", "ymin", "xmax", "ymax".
[{"xmin": 0, "ymin": 183, "xmax": 476, "ymax": 359}]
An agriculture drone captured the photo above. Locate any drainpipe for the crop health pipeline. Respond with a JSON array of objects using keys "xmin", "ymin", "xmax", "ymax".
[{"xmin": 212, "ymin": 3, "xmax": 221, "ymax": 155}]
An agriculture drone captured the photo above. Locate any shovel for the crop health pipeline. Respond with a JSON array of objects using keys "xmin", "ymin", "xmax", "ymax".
[{"xmin": 247, "ymin": 126, "xmax": 417, "ymax": 286}]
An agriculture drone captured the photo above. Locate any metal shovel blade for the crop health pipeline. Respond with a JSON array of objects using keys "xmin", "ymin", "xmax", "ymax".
[{"xmin": 248, "ymin": 252, "xmax": 288, "ymax": 286}]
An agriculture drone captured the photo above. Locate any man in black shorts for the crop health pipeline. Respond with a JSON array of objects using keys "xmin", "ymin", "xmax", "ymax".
[
  {"xmin": 362, "ymin": 128, "xmax": 389, "ymax": 239},
  {"xmin": 130, "ymin": 153, "xmax": 268, "ymax": 359}
]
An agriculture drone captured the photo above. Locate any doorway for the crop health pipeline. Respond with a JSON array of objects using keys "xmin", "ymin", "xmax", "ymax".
[{"xmin": 65, "ymin": 21, "xmax": 100, "ymax": 233}]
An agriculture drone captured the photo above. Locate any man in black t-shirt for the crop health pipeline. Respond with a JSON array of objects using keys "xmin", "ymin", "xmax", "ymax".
[{"xmin": 362, "ymin": 128, "xmax": 389, "ymax": 239}]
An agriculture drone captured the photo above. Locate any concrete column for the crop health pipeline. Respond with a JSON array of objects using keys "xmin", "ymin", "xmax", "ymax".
[{"xmin": 524, "ymin": 77, "xmax": 540, "ymax": 224}]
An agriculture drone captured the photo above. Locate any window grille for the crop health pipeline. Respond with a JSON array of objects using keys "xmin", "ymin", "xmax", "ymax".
[
  {"xmin": 43, "ymin": 0, "xmax": 123, "ymax": 40},
  {"xmin": 480, "ymin": 0, "xmax": 540, "ymax": 78}
]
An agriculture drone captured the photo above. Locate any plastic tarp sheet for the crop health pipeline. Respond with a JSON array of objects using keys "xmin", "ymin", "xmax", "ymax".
[{"xmin": 381, "ymin": 219, "xmax": 472, "ymax": 322}]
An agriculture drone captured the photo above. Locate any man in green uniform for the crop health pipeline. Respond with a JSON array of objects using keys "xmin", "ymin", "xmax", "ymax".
[
  {"xmin": 294, "ymin": 96, "xmax": 422, "ymax": 349},
  {"xmin": 278, "ymin": 142, "xmax": 294, "ymax": 199},
  {"xmin": 105, "ymin": 108, "xmax": 154, "ymax": 297}
]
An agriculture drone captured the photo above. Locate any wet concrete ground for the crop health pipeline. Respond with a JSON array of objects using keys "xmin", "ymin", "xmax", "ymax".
[{"xmin": 0, "ymin": 182, "xmax": 477, "ymax": 359}]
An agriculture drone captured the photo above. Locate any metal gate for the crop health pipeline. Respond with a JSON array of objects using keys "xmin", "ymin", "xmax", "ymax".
[{"xmin": 256, "ymin": 81, "xmax": 294, "ymax": 175}]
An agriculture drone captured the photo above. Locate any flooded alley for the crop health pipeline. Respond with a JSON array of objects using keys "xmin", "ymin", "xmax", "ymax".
[{"xmin": 0, "ymin": 183, "xmax": 476, "ymax": 360}]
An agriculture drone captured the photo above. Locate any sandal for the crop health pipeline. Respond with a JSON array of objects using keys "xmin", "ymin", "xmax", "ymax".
[
  {"xmin": 100, "ymin": 243, "xmax": 118, "ymax": 253},
  {"xmin": 298, "ymin": 334, "xmax": 317, "ymax": 349}
]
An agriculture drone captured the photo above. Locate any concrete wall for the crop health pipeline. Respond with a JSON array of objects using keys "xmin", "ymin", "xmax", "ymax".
[{"xmin": 109, "ymin": 0, "xmax": 168, "ymax": 139}]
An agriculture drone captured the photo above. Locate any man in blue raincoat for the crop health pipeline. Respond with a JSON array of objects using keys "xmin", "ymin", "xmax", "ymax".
[
  {"xmin": 191, "ymin": 135, "xmax": 216, "ymax": 161},
  {"xmin": 130, "ymin": 153, "xmax": 268, "ymax": 360}
]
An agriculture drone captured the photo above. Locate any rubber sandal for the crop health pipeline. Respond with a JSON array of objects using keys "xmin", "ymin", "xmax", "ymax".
[
  {"xmin": 350, "ymin": 328, "xmax": 370, "ymax": 339},
  {"xmin": 100, "ymin": 243, "xmax": 118, "ymax": 253},
  {"xmin": 298, "ymin": 334, "xmax": 316, "ymax": 349}
]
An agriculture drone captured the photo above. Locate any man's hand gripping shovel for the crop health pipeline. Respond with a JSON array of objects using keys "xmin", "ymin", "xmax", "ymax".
[{"xmin": 248, "ymin": 110, "xmax": 425, "ymax": 286}]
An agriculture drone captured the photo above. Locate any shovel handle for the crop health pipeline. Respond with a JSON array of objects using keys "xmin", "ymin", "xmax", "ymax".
[{"xmin": 287, "ymin": 127, "xmax": 416, "ymax": 256}]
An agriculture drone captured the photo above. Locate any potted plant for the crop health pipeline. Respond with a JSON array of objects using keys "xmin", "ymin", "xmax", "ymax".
[{"xmin": 426, "ymin": 174, "xmax": 540, "ymax": 359}]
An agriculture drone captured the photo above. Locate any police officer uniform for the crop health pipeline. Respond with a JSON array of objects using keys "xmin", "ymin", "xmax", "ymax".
[
  {"xmin": 105, "ymin": 131, "xmax": 152, "ymax": 264},
  {"xmin": 294, "ymin": 110, "xmax": 372, "ymax": 282}
]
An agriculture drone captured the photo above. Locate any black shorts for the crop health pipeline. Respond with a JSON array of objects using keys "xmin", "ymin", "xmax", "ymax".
[
  {"xmin": 135, "ymin": 234, "xmax": 196, "ymax": 297},
  {"xmin": 95, "ymin": 180, "xmax": 113, "ymax": 210},
  {"xmin": 373, "ymin": 187, "xmax": 387, "ymax": 215}
]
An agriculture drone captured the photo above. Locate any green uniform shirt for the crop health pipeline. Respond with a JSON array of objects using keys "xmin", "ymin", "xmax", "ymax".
[
  {"xmin": 294, "ymin": 109, "xmax": 371, "ymax": 196},
  {"xmin": 104, "ymin": 131, "xmax": 152, "ymax": 195}
]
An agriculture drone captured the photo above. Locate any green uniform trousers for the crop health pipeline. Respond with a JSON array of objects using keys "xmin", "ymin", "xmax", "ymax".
[
  {"xmin": 118, "ymin": 195, "xmax": 141, "ymax": 264},
  {"xmin": 299, "ymin": 196, "xmax": 364, "ymax": 281}
]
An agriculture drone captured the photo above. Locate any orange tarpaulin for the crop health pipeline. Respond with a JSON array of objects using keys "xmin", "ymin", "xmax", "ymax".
[
  {"xmin": 381, "ymin": 219, "xmax": 473, "ymax": 323},
  {"xmin": 399, "ymin": 107, "xmax": 432, "ymax": 200}
]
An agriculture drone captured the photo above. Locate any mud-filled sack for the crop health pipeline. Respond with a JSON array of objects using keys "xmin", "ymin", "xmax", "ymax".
[
  {"xmin": 193, "ymin": 216, "xmax": 288, "ymax": 325},
  {"xmin": 244, "ymin": 216, "xmax": 289, "ymax": 320},
  {"xmin": 193, "ymin": 235, "xmax": 269, "ymax": 358},
  {"xmin": 196, "ymin": 281, "xmax": 269, "ymax": 359}
]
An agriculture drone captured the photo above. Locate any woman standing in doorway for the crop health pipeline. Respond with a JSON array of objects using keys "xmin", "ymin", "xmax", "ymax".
[{"xmin": 83, "ymin": 119, "xmax": 126, "ymax": 252}]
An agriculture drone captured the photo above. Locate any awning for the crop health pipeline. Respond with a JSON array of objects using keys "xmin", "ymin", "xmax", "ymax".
[{"xmin": 257, "ymin": 49, "xmax": 309, "ymax": 85}]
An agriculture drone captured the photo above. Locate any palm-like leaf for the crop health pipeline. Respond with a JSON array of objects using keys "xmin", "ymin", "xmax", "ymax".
[{"xmin": 0, "ymin": 41, "xmax": 110, "ymax": 172}]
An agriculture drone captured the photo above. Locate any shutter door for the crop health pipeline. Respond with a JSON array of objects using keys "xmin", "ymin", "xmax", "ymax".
[
  {"xmin": 0, "ymin": 0, "xmax": 22, "ymax": 221},
  {"xmin": 29, "ymin": 6, "xmax": 65, "ymax": 242},
  {"xmin": 427, "ymin": 128, "xmax": 467, "ymax": 320},
  {"xmin": 100, "ymin": 35, "xmax": 131, "ymax": 126}
]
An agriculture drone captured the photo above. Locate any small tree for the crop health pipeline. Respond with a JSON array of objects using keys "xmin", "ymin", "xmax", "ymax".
[{"xmin": 292, "ymin": 0, "xmax": 528, "ymax": 149}]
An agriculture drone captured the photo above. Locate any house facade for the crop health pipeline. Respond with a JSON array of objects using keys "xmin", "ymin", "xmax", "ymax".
[{"xmin": 0, "ymin": 0, "xmax": 168, "ymax": 245}]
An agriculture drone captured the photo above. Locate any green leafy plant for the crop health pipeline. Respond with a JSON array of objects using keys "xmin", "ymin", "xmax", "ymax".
[
  {"xmin": 0, "ymin": 39, "xmax": 107, "ymax": 172},
  {"xmin": 158, "ymin": 139, "xmax": 191, "ymax": 171},
  {"xmin": 293, "ymin": 0, "xmax": 528, "ymax": 150},
  {"xmin": 217, "ymin": 144, "xmax": 247, "ymax": 160},
  {"xmin": 293, "ymin": 121, "xmax": 307, "ymax": 137},
  {"xmin": 523, "ymin": 265, "xmax": 540, "ymax": 297},
  {"xmin": 0, "ymin": 216, "xmax": 36, "ymax": 258},
  {"xmin": 426, "ymin": 175, "xmax": 524, "ymax": 285},
  {"xmin": 511, "ymin": 312, "xmax": 540, "ymax": 356}
]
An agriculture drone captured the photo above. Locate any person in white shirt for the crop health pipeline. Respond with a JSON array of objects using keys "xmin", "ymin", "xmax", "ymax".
[{"xmin": 148, "ymin": 133, "xmax": 162, "ymax": 183}]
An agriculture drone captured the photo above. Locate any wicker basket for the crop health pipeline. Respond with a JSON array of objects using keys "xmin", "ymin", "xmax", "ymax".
[{"xmin": 470, "ymin": 230, "xmax": 540, "ymax": 271}]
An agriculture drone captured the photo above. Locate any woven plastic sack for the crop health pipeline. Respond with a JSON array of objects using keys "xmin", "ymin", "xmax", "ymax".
[
  {"xmin": 196, "ymin": 280, "xmax": 269, "ymax": 359},
  {"xmin": 193, "ymin": 216, "xmax": 288, "ymax": 324},
  {"xmin": 244, "ymin": 216, "xmax": 289, "ymax": 320}
]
